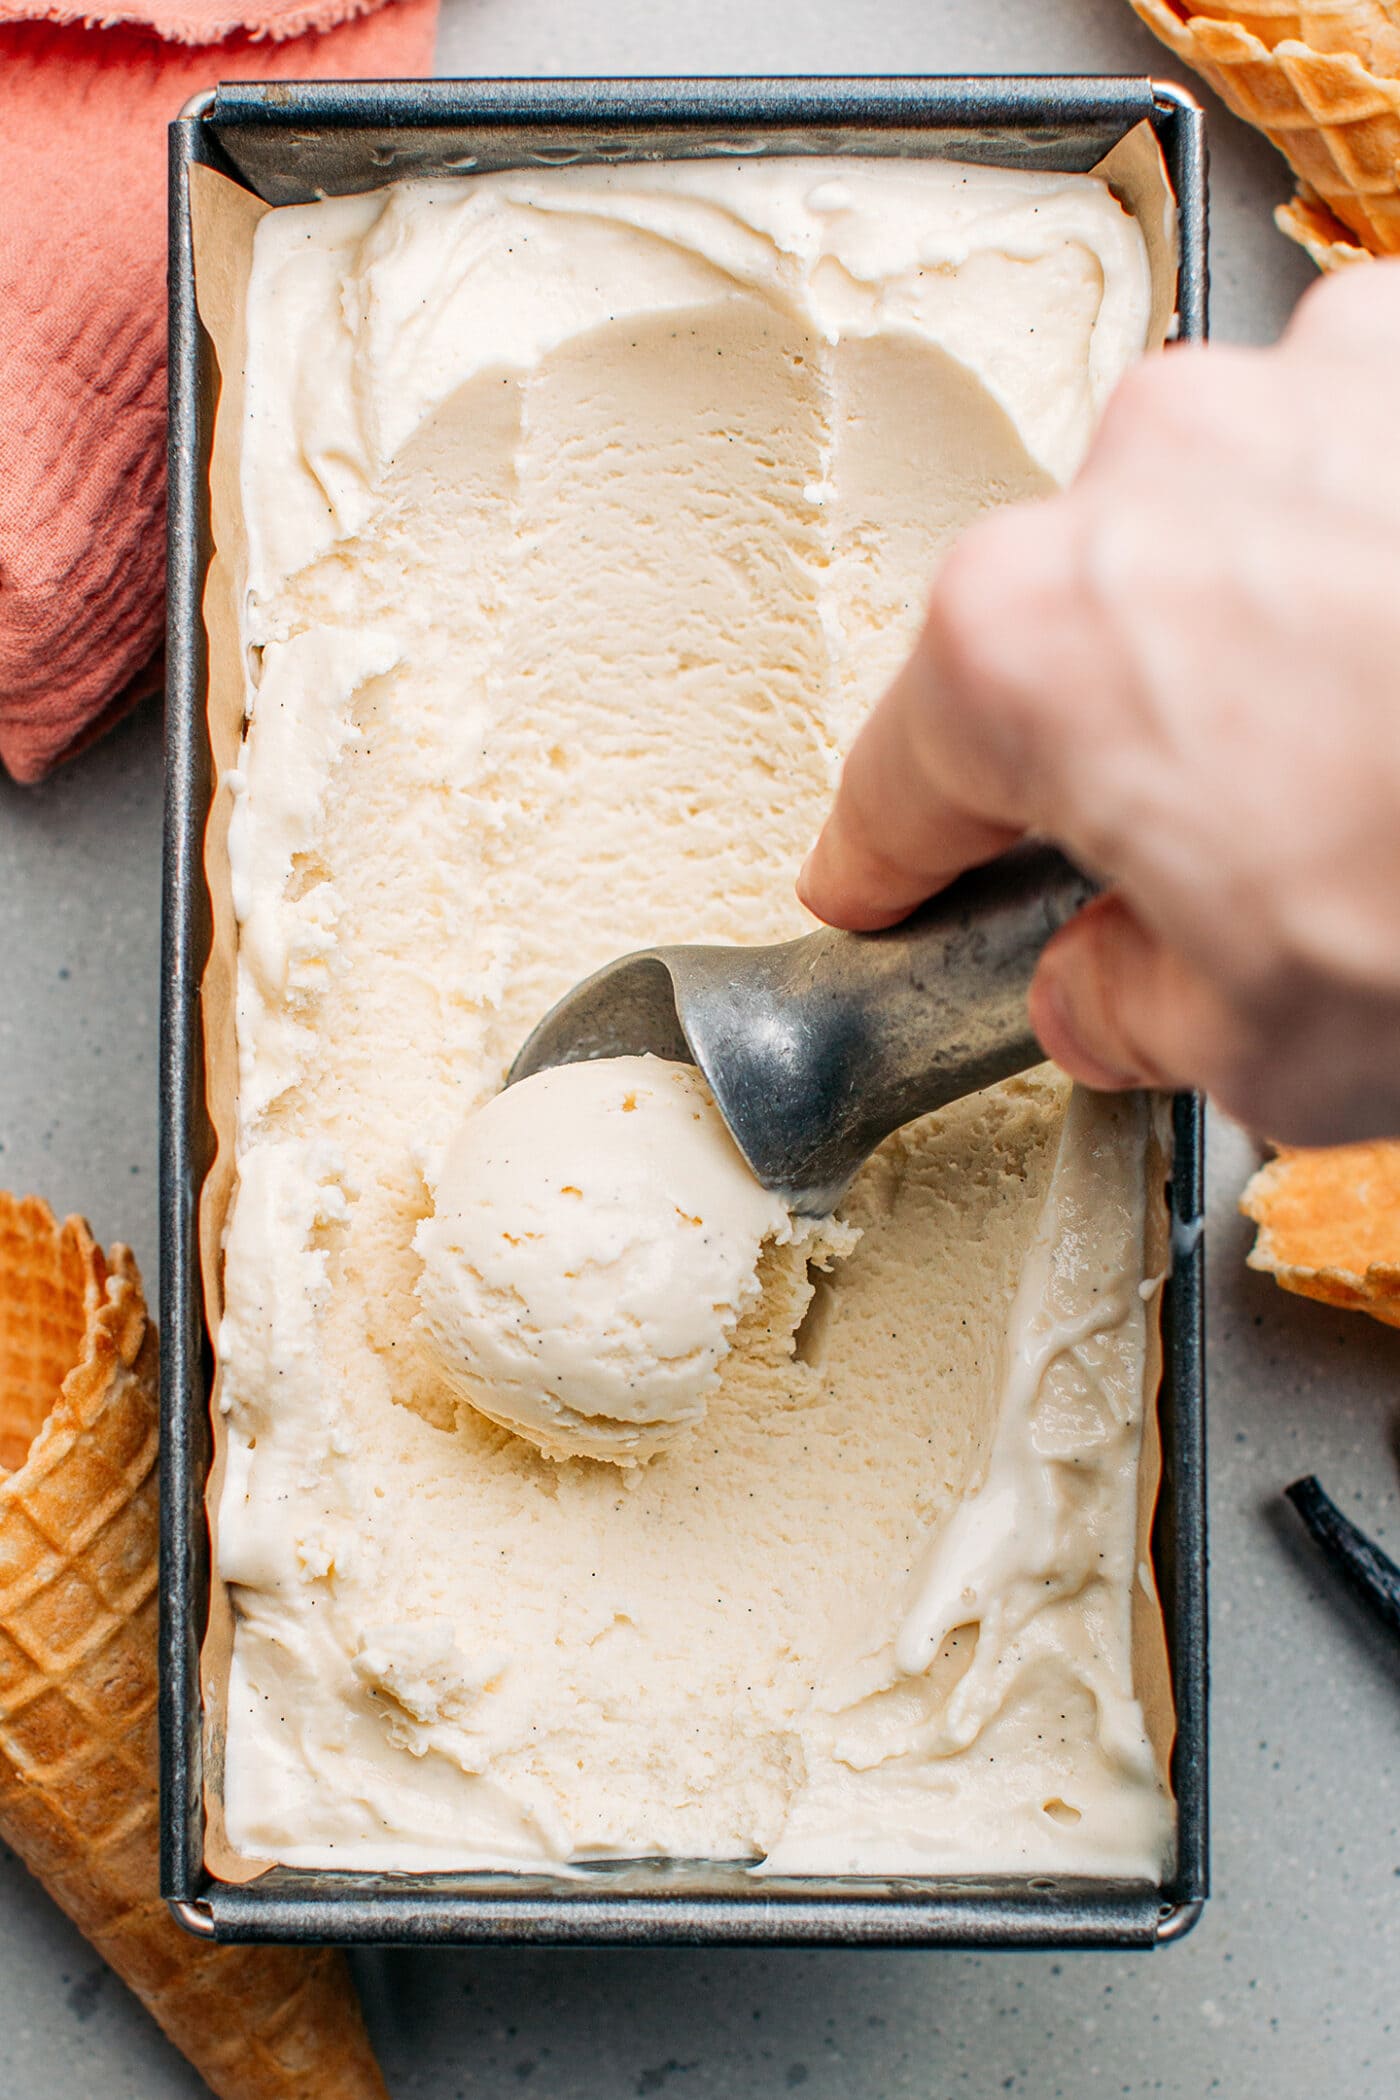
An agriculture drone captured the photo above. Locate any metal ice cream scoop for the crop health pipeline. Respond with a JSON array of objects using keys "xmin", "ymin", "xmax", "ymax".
[{"xmin": 509, "ymin": 843, "xmax": 1096, "ymax": 1216}]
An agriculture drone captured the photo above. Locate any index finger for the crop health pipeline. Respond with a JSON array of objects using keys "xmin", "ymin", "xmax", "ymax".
[
  {"xmin": 796, "ymin": 649, "xmax": 1022, "ymax": 929},
  {"xmin": 796, "ymin": 505, "xmax": 1059, "ymax": 930}
]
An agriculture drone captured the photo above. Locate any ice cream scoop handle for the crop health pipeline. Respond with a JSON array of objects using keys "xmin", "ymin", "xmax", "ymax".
[
  {"xmin": 803, "ymin": 841, "xmax": 1099, "ymax": 1113},
  {"xmin": 696, "ymin": 842, "xmax": 1098, "ymax": 1213}
]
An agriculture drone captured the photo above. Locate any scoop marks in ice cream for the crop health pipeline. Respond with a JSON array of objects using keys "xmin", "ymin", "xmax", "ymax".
[
  {"xmin": 213, "ymin": 156, "xmax": 1174, "ymax": 1878},
  {"xmin": 413, "ymin": 1057, "xmax": 801, "ymax": 1463}
]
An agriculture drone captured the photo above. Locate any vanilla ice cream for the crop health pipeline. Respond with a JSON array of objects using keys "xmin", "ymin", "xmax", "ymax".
[
  {"xmin": 414, "ymin": 1056, "xmax": 833, "ymax": 1463},
  {"xmin": 213, "ymin": 156, "xmax": 1174, "ymax": 1878}
]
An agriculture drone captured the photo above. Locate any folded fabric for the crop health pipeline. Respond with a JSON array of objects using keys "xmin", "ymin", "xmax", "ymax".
[{"xmin": 0, "ymin": 0, "xmax": 438, "ymax": 786}]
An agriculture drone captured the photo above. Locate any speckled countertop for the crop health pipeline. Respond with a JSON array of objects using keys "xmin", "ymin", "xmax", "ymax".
[{"xmin": 2, "ymin": 3, "xmax": 1396, "ymax": 2094}]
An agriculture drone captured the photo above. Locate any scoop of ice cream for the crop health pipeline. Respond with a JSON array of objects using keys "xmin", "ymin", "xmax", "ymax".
[{"xmin": 413, "ymin": 1055, "xmax": 796, "ymax": 1463}]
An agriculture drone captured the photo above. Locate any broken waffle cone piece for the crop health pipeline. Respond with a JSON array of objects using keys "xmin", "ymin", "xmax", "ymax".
[
  {"xmin": 0, "ymin": 1193, "xmax": 388, "ymax": 2100},
  {"xmin": 1240, "ymin": 1141, "xmax": 1400, "ymax": 1327},
  {"xmin": 1128, "ymin": 0, "xmax": 1400, "ymax": 263},
  {"xmin": 1275, "ymin": 181, "xmax": 1376, "ymax": 260}
]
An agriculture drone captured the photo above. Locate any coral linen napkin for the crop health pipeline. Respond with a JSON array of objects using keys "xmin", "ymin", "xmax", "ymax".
[{"xmin": 0, "ymin": 0, "xmax": 438, "ymax": 785}]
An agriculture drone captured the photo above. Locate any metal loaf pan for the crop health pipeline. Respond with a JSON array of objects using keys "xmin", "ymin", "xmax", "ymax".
[{"xmin": 163, "ymin": 76, "xmax": 1209, "ymax": 1949}]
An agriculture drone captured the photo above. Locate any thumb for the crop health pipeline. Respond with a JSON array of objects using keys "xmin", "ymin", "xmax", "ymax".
[{"xmin": 1027, "ymin": 893, "xmax": 1243, "ymax": 1098}]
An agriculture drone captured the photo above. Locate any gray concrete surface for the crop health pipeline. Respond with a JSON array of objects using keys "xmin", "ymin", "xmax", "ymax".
[{"xmin": 1, "ymin": 1, "xmax": 1396, "ymax": 2094}]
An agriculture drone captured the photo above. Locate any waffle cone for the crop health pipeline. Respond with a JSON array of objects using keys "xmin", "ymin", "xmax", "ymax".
[
  {"xmin": 1175, "ymin": 3, "xmax": 1400, "ymax": 71},
  {"xmin": 1129, "ymin": 0, "xmax": 1400, "ymax": 262},
  {"xmin": 1276, "ymin": 182, "xmax": 1376, "ymax": 259},
  {"xmin": 1240, "ymin": 1141, "xmax": 1400, "ymax": 1326},
  {"xmin": 0, "ymin": 1193, "xmax": 388, "ymax": 2100}
]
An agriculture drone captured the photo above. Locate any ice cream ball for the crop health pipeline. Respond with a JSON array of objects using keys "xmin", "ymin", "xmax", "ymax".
[{"xmin": 413, "ymin": 1055, "xmax": 796, "ymax": 1463}]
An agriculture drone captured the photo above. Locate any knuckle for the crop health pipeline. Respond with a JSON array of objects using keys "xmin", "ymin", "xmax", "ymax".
[
  {"xmin": 1094, "ymin": 350, "xmax": 1190, "ymax": 446},
  {"xmin": 1287, "ymin": 254, "xmax": 1400, "ymax": 342},
  {"xmin": 926, "ymin": 505, "xmax": 1064, "ymax": 681},
  {"xmin": 921, "ymin": 507, "xmax": 1070, "ymax": 754},
  {"xmin": 1092, "ymin": 344, "xmax": 1262, "ymax": 474}
]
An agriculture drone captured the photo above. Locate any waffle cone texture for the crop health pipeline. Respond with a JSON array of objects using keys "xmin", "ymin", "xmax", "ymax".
[
  {"xmin": 0, "ymin": 1192, "xmax": 388, "ymax": 2100},
  {"xmin": 1240, "ymin": 1141, "xmax": 1400, "ymax": 1326},
  {"xmin": 1129, "ymin": 0, "xmax": 1400, "ymax": 263}
]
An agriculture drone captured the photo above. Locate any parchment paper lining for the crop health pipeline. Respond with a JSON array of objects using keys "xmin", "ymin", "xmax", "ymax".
[{"xmin": 190, "ymin": 124, "xmax": 1181, "ymax": 1885}]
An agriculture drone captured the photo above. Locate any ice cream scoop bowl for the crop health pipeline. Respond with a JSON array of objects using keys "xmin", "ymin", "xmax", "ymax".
[{"xmin": 509, "ymin": 843, "xmax": 1096, "ymax": 1215}]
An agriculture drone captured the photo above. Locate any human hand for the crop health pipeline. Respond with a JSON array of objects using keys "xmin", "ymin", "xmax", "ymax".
[{"xmin": 797, "ymin": 263, "xmax": 1400, "ymax": 1144}]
